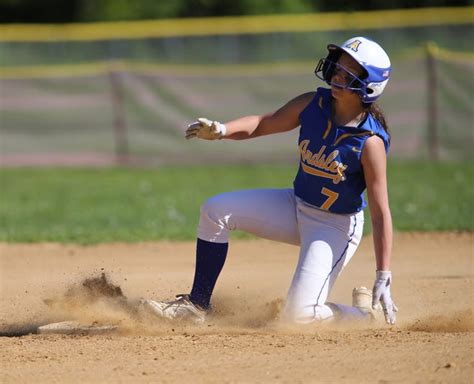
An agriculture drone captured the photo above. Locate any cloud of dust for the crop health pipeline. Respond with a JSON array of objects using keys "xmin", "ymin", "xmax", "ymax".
[
  {"xmin": 38, "ymin": 273, "xmax": 288, "ymax": 335},
  {"xmin": 208, "ymin": 295, "xmax": 284, "ymax": 328},
  {"xmin": 404, "ymin": 310, "xmax": 474, "ymax": 333},
  {"xmin": 42, "ymin": 273, "xmax": 147, "ymax": 332},
  {"xmin": 3, "ymin": 271, "xmax": 472, "ymax": 337}
]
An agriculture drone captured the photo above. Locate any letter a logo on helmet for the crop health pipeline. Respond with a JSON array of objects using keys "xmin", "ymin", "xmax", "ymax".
[{"xmin": 345, "ymin": 39, "xmax": 362, "ymax": 52}]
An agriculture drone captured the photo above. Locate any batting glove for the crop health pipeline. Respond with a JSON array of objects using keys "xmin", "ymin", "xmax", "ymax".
[
  {"xmin": 372, "ymin": 270, "xmax": 398, "ymax": 325},
  {"xmin": 185, "ymin": 117, "xmax": 226, "ymax": 140}
]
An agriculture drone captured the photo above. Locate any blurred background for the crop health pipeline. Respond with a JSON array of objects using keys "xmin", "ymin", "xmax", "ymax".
[
  {"xmin": 1, "ymin": 1, "xmax": 472, "ymax": 166},
  {"xmin": 0, "ymin": 1, "xmax": 473, "ymax": 242}
]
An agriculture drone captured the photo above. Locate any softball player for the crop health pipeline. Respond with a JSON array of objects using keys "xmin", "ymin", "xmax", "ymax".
[{"xmin": 145, "ymin": 36, "xmax": 398, "ymax": 325}]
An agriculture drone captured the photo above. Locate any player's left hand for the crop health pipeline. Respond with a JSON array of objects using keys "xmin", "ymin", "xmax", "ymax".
[
  {"xmin": 372, "ymin": 270, "xmax": 398, "ymax": 325},
  {"xmin": 185, "ymin": 118, "xmax": 226, "ymax": 140}
]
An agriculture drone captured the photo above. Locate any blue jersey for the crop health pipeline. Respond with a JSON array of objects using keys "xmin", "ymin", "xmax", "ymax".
[{"xmin": 293, "ymin": 88, "xmax": 390, "ymax": 214}]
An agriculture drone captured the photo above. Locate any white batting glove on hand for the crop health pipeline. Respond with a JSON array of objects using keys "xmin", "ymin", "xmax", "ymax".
[
  {"xmin": 185, "ymin": 117, "xmax": 227, "ymax": 140},
  {"xmin": 372, "ymin": 270, "xmax": 398, "ymax": 325}
]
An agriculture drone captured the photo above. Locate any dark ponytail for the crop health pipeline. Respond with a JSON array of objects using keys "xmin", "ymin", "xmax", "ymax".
[{"xmin": 364, "ymin": 102, "xmax": 390, "ymax": 142}]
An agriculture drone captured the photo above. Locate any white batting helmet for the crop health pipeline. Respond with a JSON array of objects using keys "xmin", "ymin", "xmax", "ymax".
[{"xmin": 315, "ymin": 36, "xmax": 391, "ymax": 103}]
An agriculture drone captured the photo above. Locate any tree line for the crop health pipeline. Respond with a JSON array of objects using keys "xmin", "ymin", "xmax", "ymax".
[{"xmin": 1, "ymin": 0, "xmax": 471, "ymax": 23}]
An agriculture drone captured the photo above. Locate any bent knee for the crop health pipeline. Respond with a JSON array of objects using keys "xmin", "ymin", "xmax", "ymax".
[
  {"xmin": 198, "ymin": 194, "xmax": 233, "ymax": 242},
  {"xmin": 200, "ymin": 194, "xmax": 229, "ymax": 222}
]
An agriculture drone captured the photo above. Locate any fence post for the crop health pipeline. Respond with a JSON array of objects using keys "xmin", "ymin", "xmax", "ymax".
[
  {"xmin": 426, "ymin": 42, "xmax": 440, "ymax": 161},
  {"xmin": 108, "ymin": 63, "xmax": 129, "ymax": 165}
]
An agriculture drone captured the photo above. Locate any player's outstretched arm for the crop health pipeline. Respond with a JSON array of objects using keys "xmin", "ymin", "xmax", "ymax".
[
  {"xmin": 185, "ymin": 92, "xmax": 314, "ymax": 141},
  {"xmin": 362, "ymin": 135, "xmax": 398, "ymax": 325}
]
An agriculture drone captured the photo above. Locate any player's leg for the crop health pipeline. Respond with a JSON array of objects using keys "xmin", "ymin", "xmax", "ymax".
[
  {"xmin": 283, "ymin": 200, "xmax": 365, "ymax": 323},
  {"xmin": 198, "ymin": 188, "xmax": 300, "ymax": 244},
  {"xmin": 143, "ymin": 188, "xmax": 301, "ymax": 322},
  {"xmin": 190, "ymin": 188, "xmax": 300, "ymax": 309}
]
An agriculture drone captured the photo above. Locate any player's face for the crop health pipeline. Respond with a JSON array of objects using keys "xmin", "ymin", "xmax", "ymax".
[{"xmin": 330, "ymin": 52, "xmax": 364, "ymax": 101}]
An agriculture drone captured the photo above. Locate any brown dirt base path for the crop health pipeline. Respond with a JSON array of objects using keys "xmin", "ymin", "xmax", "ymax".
[{"xmin": 0, "ymin": 232, "xmax": 473, "ymax": 383}]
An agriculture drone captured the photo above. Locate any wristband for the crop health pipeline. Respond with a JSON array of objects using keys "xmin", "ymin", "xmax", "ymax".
[
  {"xmin": 217, "ymin": 123, "xmax": 227, "ymax": 138},
  {"xmin": 376, "ymin": 270, "xmax": 391, "ymax": 278}
]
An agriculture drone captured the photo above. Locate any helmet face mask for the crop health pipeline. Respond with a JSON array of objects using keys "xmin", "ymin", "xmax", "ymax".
[
  {"xmin": 315, "ymin": 36, "xmax": 391, "ymax": 103},
  {"xmin": 315, "ymin": 58, "xmax": 366, "ymax": 93}
]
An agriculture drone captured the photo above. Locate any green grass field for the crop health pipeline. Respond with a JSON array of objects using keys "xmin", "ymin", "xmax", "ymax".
[{"xmin": 0, "ymin": 161, "xmax": 472, "ymax": 243}]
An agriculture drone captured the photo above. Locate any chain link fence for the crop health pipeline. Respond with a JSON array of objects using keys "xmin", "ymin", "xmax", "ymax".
[{"xmin": 1, "ymin": 9, "xmax": 473, "ymax": 166}]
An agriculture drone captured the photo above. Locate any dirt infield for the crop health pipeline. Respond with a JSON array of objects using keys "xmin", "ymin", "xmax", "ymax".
[{"xmin": 1, "ymin": 233, "xmax": 473, "ymax": 383}]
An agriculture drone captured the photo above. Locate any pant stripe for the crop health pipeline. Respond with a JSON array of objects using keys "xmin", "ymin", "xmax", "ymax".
[{"xmin": 314, "ymin": 215, "xmax": 358, "ymax": 307}]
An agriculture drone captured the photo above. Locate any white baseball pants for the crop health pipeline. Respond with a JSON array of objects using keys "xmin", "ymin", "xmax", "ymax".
[{"xmin": 197, "ymin": 188, "xmax": 365, "ymax": 323}]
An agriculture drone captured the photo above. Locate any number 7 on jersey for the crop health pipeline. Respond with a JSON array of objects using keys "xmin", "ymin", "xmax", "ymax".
[{"xmin": 320, "ymin": 187, "xmax": 339, "ymax": 210}]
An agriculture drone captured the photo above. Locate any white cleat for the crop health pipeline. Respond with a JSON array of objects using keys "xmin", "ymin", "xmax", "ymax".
[{"xmin": 142, "ymin": 294, "xmax": 207, "ymax": 324}]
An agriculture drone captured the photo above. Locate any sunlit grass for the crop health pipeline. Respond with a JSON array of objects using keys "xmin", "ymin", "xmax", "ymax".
[{"xmin": 0, "ymin": 161, "xmax": 472, "ymax": 243}]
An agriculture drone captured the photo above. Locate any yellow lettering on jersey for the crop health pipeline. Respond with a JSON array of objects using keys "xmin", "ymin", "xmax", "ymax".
[
  {"xmin": 299, "ymin": 140, "xmax": 347, "ymax": 184},
  {"xmin": 318, "ymin": 96, "xmax": 323, "ymax": 109},
  {"xmin": 322, "ymin": 119, "xmax": 332, "ymax": 139}
]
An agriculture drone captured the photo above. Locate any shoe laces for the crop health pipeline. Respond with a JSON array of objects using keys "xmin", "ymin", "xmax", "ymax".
[
  {"xmin": 164, "ymin": 294, "xmax": 190, "ymax": 307},
  {"xmin": 166, "ymin": 294, "xmax": 204, "ymax": 313}
]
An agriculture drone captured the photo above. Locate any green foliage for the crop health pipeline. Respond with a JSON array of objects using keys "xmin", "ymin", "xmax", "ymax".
[
  {"xmin": 79, "ymin": 0, "xmax": 183, "ymax": 22},
  {"xmin": 1, "ymin": 0, "xmax": 470, "ymax": 23},
  {"xmin": 78, "ymin": 0, "xmax": 315, "ymax": 21},
  {"xmin": 0, "ymin": 161, "xmax": 472, "ymax": 244}
]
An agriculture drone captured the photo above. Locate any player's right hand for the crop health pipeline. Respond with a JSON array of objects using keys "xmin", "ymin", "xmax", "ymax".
[
  {"xmin": 372, "ymin": 270, "xmax": 398, "ymax": 325},
  {"xmin": 185, "ymin": 117, "xmax": 227, "ymax": 140}
]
